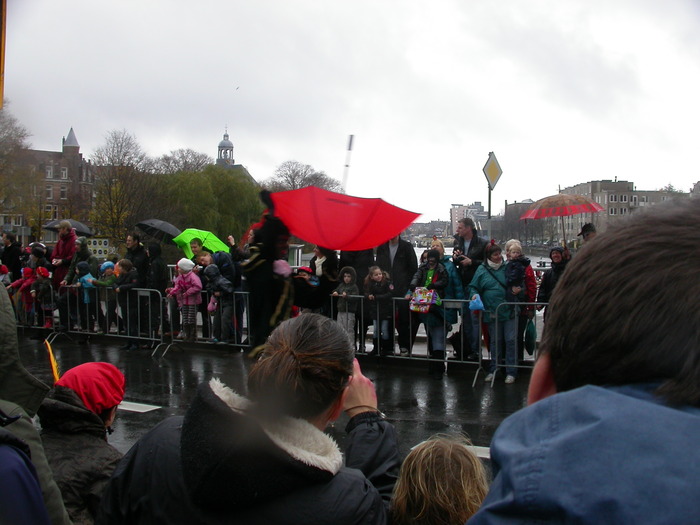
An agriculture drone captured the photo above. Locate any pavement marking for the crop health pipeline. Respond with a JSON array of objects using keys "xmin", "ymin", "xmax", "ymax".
[{"xmin": 119, "ymin": 401, "xmax": 161, "ymax": 413}]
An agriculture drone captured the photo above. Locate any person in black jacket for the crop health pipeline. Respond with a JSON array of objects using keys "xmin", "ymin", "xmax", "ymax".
[
  {"xmin": 97, "ymin": 313, "xmax": 400, "ymax": 525},
  {"xmin": 113, "ymin": 259, "xmax": 140, "ymax": 350},
  {"xmin": 1, "ymin": 231, "xmax": 23, "ymax": 281},
  {"xmin": 145, "ymin": 243, "xmax": 170, "ymax": 339},
  {"xmin": 376, "ymin": 234, "xmax": 417, "ymax": 355},
  {"xmin": 451, "ymin": 217, "xmax": 488, "ymax": 362},
  {"xmin": 38, "ymin": 362, "xmax": 125, "ymax": 524},
  {"xmin": 536, "ymin": 246, "xmax": 570, "ymax": 321}
]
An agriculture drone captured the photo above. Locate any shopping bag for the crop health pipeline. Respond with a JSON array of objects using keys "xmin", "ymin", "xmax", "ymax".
[
  {"xmin": 525, "ymin": 318, "xmax": 537, "ymax": 355},
  {"xmin": 469, "ymin": 294, "xmax": 484, "ymax": 311}
]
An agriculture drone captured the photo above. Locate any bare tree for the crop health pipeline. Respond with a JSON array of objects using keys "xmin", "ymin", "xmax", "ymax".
[
  {"xmin": 0, "ymin": 100, "xmax": 32, "ymax": 204},
  {"xmin": 153, "ymin": 148, "xmax": 213, "ymax": 174},
  {"xmin": 261, "ymin": 160, "xmax": 344, "ymax": 193},
  {"xmin": 89, "ymin": 130, "xmax": 160, "ymax": 244}
]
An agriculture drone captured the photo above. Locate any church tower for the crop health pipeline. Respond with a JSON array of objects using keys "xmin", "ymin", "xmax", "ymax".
[{"xmin": 216, "ymin": 128, "xmax": 234, "ymax": 166}]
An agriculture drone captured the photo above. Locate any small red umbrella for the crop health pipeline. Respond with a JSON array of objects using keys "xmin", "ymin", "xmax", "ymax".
[
  {"xmin": 269, "ymin": 186, "xmax": 420, "ymax": 251},
  {"xmin": 520, "ymin": 193, "xmax": 604, "ymax": 246}
]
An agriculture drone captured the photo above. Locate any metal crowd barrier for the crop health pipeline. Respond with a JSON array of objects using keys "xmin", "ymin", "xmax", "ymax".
[
  {"xmin": 45, "ymin": 285, "xmax": 166, "ymax": 349},
  {"xmin": 478, "ymin": 301, "xmax": 546, "ymax": 387},
  {"xmin": 156, "ymin": 290, "xmax": 250, "ymax": 358}
]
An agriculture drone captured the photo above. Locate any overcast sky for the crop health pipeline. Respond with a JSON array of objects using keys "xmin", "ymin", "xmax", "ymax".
[{"xmin": 6, "ymin": 0, "xmax": 700, "ymax": 220}]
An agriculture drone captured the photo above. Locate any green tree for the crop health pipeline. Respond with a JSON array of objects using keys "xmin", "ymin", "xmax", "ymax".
[
  {"xmin": 153, "ymin": 148, "xmax": 213, "ymax": 174},
  {"xmin": 659, "ymin": 183, "xmax": 684, "ymax": 193}
]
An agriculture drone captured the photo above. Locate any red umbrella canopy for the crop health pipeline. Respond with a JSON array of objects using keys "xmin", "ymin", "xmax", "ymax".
[
  {"xmin": 520, "ymin": 194, "xmax": 604, "ymax": 220},
  {"xmin": 269, "ymin": 186, "xmax": 421, "ymax": 251}
]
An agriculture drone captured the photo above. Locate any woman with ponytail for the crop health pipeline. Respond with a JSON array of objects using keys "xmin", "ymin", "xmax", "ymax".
[{"xmin": 98, "ymin": 313, "xmax": 401, "ymax": 524}]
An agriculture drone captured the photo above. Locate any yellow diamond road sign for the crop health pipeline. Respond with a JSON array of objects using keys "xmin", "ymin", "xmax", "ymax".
[{"xmin": 483, "ymin": 152, "xmax": 502, "ymax": 190}]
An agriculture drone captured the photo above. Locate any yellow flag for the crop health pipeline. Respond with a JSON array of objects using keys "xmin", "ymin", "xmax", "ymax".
[{"xmin": 44, "ymin": 339, "xmax": 60, "ymax": 384}]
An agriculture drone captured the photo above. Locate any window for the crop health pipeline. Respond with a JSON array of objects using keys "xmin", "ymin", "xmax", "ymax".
[
  {"xmin": 44, "ymin": 205, "xmax": 58, "ymax": 221},
  {"xmin": 609, "ymin": 194, "xmax": 617, "ymax": 202},
  {"xmin": 61, "ymin": 167, "xmax": 68, "ymax": 179},
  {"xmin": 60, "ymin": 185, "xmax": 68, "ymax": 199},
  {"xmin": 609, "ymin": 207, "xmax": 617, "ymax": 215},
  {"xmin": 46, "ymin": 185, "xmax": 53, "ymax": 200},
  {"xmin": 621, "ymin": 195, "xmax": 628, "ymax": 203},
  {"xmin": 11, "ymin": 215, "xmax": 22, "ymax": 226},
  {"xmin": 632, "ymin": 195, "xmax": 638, "ymax": 205},
  {"xmin": 641, "ymin": 195, "xmax": 648, "ymax": 203},
  {"xmin": 621, "ymin": 207, "xmax": 628, "ymax": 215},
  {"xmin": 45, "ymin": 166, "xmax": 53, "ymax": 179}
]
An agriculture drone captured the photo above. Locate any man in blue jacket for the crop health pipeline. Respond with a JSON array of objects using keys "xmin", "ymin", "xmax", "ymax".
[{"xmin": 470, "ymin": 198, "xmax": 700, "ymax": 524}]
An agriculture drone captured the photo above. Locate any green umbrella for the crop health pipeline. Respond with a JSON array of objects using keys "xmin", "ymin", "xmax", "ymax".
[{"xmin": 173, "ymin": 228, "xmax": 230, "ymax": 259}]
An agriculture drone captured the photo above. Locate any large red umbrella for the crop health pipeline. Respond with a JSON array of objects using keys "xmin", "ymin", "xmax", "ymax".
[
  {"xmin": 269, "ymin": 186, "xmax": 421, "ymax": 251},
  {"xmin": 520, "ymin": 193, "xmax": 604, "ymax": 245}
]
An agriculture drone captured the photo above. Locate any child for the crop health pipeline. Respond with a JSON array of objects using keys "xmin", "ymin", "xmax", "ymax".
[
  {"xmin": 391, "ymin": 434, "xmax": 489, "ymax": 525},
  {"xmin": 7, "ymin": 267, "xmax": 36, "ymax": 324},
  {"xmin": 113, "ymin": 259, "xmax": 140, "ymax": 350},
  {"xmin": 30, "ymin": 266, "xmax": 54, "ymax": 328},
  {"xmin": 74, "ymin": 261, "xmax": 97, "ymax": 331},
  {"xmin": 166, "ymin": 258, "xmax": 202, "ymax": 342},
  {"xmin": 0, "ymin": 264, "xmax": 11, "ymax": 286},
  {"xmin": 203, "ymin": 264, "xmax": 234, "ymax": 344},
  {"xmin": 90, "ymin": 261, "xmax": 120, "ymax": 334},
  {"xmin": 504, "ymin": 241, "xmax": 530, "ymax": 305},
  {"xmin": 332, "ymin": 266, "xmax": 359, "ymax": 339},
  {"xmin": 292, "ymin": 266, "xmax": 321, "ymax": 313},
  {"xmin": 364, "ymin": 265, "xmax": 394, "ymax": 356}
]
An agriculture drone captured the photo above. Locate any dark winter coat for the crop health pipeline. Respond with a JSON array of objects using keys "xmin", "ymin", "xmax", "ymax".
[
  {"xmin": 203, "ymin": 264, "xmax": 234, "ymax": 305},
  {"xmin": 365, "ymin": 277, "xmax": 395, "ymax": 320},
  {"xmin": 536, "ymin": 258, "xmax": 570, "ymax": 305},
  {"xmin": 145, "ymin": 243, "xmax": 169, "ymax": 293},
  {"xmin": 453, "ymin": 233, "xmax": 488, "ymax": 288},
  {"xmin": 96, "ymin": 379, "xmax": 400, "ymax": 524},
  {"xmin": 210, "ymin": 251, "xmax": 238, "ymax": 288},
  {"xmin": 0, "ymin": 426, "xmax": 52, "ymax": 525},
  {"xmin": 125, "ymin": 243, "xmax": 149, "ymax": 287},
  {"xmin": 1, "ymin": 240, "xmax": 23, "ymax": 281},
  {"xmin": 376, "ymin": 238, "xmax": 417, "ymax": 297},
  {"xmin": 504, "ymin": 255, "xmax": 529, "ymax": 303},
  {"xmin": 65, "ymin": 242, "xmax": 99, "ymax": 285},
  {"xmin": 0, "ymin": 286, "xmax": 72, "ymax": 525},
  {"xmin": 334, "ymin": 266, "xmax": 360, "ymax": 314},
  {"xmin": 38, "ymin": 386, "xmax": 122, "ymax": 524},
  {"xmin": 113, "ymin": 269, "xmax": 140, "ymax": 309}
]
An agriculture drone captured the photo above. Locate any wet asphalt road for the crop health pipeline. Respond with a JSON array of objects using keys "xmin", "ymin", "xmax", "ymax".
[{"xmin": 17, "ymin": 328, "xmax": 531, "ymax": 458}]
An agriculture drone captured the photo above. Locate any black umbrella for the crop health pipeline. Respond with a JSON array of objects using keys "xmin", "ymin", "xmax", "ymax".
[
  {"xmin": 42, "ymin": 219, "xmax": 93, "ymax": 237},
  {"xmin": 135, "ymin": 219, "xmax": 182, "ymax": 245}
]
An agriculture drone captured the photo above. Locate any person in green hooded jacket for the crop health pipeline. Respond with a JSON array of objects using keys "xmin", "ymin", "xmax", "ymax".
[{"xmin": 468, "ymin": 241, "xmax": 519, "ymax": 384}]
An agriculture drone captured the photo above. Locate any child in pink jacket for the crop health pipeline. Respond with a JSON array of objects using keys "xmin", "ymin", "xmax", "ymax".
[{"xmin": 166, "ymin": 258, "xmax": 202, "ymax": 342}]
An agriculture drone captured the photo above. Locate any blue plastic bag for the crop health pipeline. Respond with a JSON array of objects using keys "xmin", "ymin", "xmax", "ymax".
[{"xmin": 469, "ymin": 294, "xmax": 484, "ymax": 311}]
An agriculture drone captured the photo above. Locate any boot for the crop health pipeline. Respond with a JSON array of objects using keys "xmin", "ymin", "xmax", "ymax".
[
  {"xmin": 380, "ymin": 338, "xmax": 394, "ymax": 357},
  {"xmin": 430, "ymin": 350, "xmax": 445, "ymax": 379},
  {"xmin": 186, "ymin": 325, "xmax": 196, "ymax": 342}
]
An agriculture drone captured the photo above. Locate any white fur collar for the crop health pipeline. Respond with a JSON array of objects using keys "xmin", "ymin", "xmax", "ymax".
[{"xmin": 209, "ymin": 378, "xmax": 343, "ymax": 475}]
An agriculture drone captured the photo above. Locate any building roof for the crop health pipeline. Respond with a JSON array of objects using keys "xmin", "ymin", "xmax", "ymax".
[
  {"xmin": 218, "ymin": 132, "xmax": 233, "ymax": 149},
  {"xmin": 64, "ymin": 128, "xmax": 80, "ymax": 147}
]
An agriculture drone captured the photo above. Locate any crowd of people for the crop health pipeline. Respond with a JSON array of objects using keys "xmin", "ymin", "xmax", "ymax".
[
  {"xmin": 2, "ymin": 198, "xmax": 699, "ymax": 523},
  {"xmin": 2, "ymin": 211, "xmax": 575, "ymax": 375}
]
